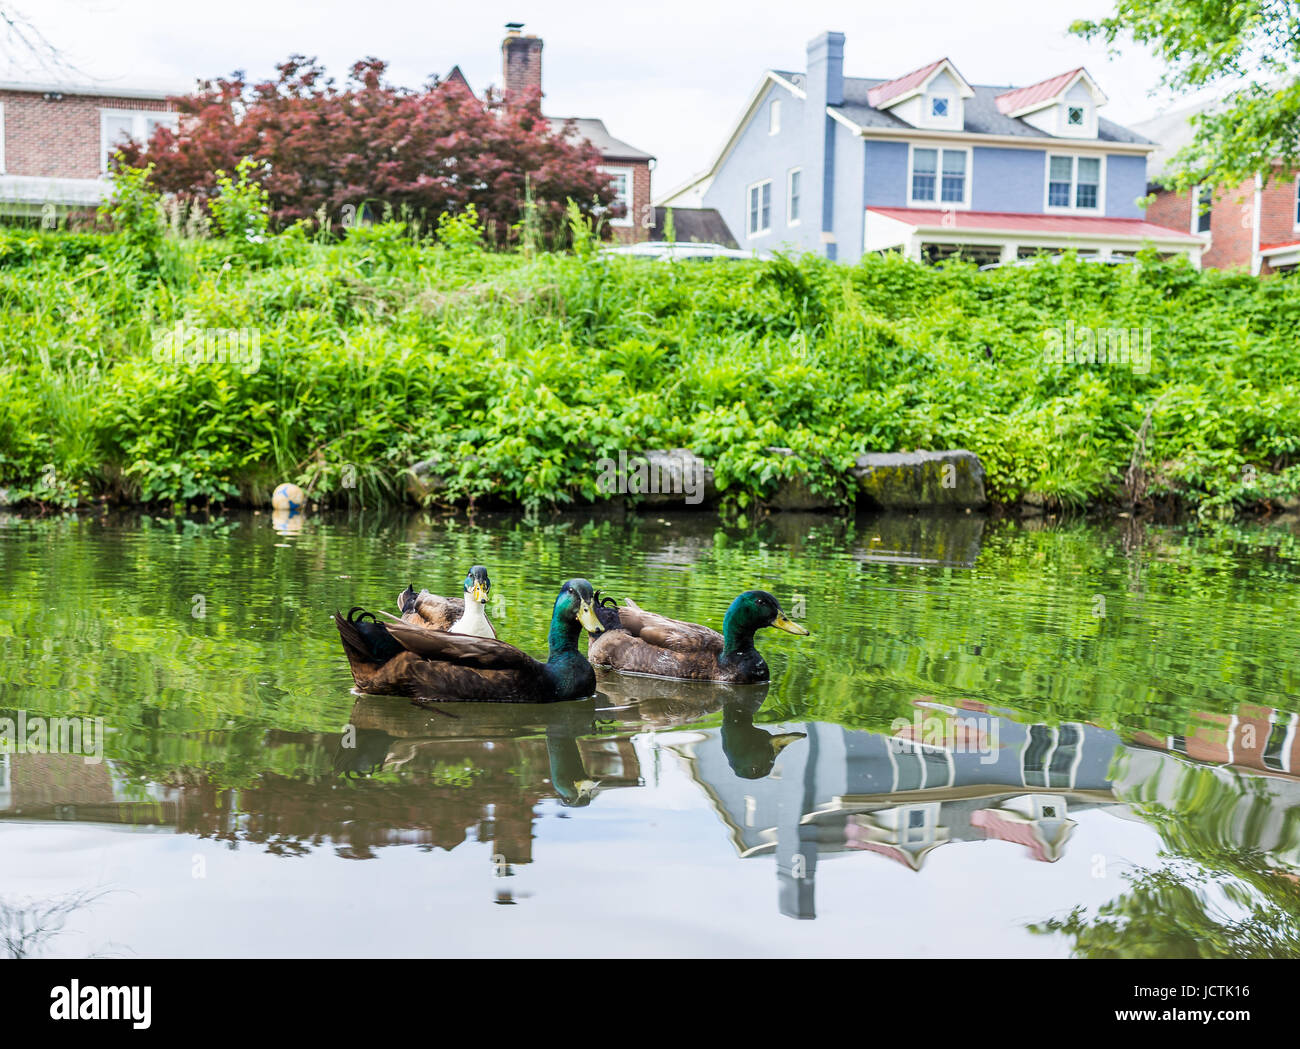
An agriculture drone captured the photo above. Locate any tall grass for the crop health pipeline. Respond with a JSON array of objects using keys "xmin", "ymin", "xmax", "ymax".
[{"xmin": 2, "ymin": 218, "xmax": 1300, "ymax": 516}]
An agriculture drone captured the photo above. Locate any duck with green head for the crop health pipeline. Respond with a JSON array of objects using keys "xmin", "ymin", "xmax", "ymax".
[
  {"xmin": 587, "ymin": 589, "xmax": 808, "ymax": 683},
  {"xmin": 335, "ymin": 579, "xmax": 603, "ymax": 704}
]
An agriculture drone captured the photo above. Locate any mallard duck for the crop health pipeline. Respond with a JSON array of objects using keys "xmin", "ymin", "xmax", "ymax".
[
  {"xmin": 397, "ymin": 565, "xmax": 495, "ymax": 639},
  {"xmin": 587, "ymin": 590, "xmax": 807, "ymax": 683},
  {"xmin": 335, "ymin": 579, "xmax": 603, "ymax": 704}
]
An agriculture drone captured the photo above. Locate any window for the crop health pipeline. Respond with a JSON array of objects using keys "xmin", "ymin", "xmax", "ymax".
[
  {"xmin": 0, "ymin": 102, "xmax": 5, "ymax": 174},
  {"xmin": 930, "ymin": 95, "xmax": 949, "ymax": 118},
  {"xmin": 1075, "ymin": 157, "xmax": 1100, "ymax": 208},
  {"xmin": 747, "ymin": 179, "xmax": 771, "ymax": 236},
  {"xmin": 1046, "ymin": 154, "xmax": 1102, "ymax": 211},
  {"xmin": 787, "ymin": 168, "xmax": 801, "ymax": 225},
  {"xmin": 599, "ymin": 166, "xmax": 633, "ymax": 227},
  {"xmin": 1067, "ymin": 105, "xmax": 1085, "ymax": 127},
  {"xmin": 1194, "ymin": 185, "xmax": 1212, "ymax": 234},
  {"xmin": 100, "ymin": 109, "xmax": 178, "ymax": 172},
  {"xmin": 769, "ymin": 98, "xmax": 781, "ymax": 135},
  {"xmin": 941, "ymin": 151, "xmax": 966, "ymax": 203},
  {"xmin": 911, "ymin": 147, "xmax": 968, "ymax": 205}
]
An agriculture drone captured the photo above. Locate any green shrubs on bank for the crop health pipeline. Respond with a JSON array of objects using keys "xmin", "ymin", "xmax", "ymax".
[{"xmin": 2, "ymin": 196, "xmax": 1300, "ymax": 516}]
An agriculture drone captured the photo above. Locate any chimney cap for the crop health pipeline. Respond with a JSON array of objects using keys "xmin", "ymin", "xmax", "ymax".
[{"xmin": 505, "ymin": 21, "xmax": 524, "ymax": 33}]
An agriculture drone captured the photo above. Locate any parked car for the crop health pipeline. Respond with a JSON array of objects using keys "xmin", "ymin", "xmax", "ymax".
[
  {"xmin": 602, "ymin": 241, "xmax": 758, "ymax": 262},
  {"xmin": 978, "ymin": 254, "xmax": 1137, "ymax": 271}
]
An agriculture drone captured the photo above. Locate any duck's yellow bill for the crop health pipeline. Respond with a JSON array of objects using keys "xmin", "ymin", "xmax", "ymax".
[
  {"xmin": 772, "ymin": 612, "xmax": 809, "ymax": 635},
  {"xmin": 770, "ymin": 732, "xmax": 806, "ymax": 755},
  {"xmin": 578, "ymin": 601, "xmax": 603, "ymax": 632},
  {"xmin": 471, "ymin": 582, "xmax": 488, "ymax": 603}
]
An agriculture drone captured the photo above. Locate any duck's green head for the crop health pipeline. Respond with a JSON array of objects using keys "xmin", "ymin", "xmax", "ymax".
[
  {"xmin": 555, "ymin": 578, "xmax": 603, "ymax": 633},
  {"xmin": 463, "ymin": 565, "xmax": 491, "ymax": 605},
  {"xmin": 724, "ymin": 590, "xmax": 809, "ymax": 639}
]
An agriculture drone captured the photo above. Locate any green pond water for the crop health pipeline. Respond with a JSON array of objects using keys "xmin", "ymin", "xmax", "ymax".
[{"xmin": 1, "ymin": 507, "xmax": 1298, "ymax": 958}]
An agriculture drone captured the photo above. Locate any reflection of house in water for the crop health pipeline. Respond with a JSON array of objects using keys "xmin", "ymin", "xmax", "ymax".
[
  {"xmin": 671, "ymin": 701, "xmax": 1300, "ymax": 919},
  {"xmin": 1131, "ymin": 706, "xmax": 1300, "ymax": 777},
  {"xmin": 667, "ymin": 715, "xmax": 1120, "ymax": 919},
  {"xmin": 0, "ymin": 729, "xmax": 642, "ymax": 870},
  {"xmin": 1116, "ymin": 706, "xmax": 1300, "ymax": 869}
]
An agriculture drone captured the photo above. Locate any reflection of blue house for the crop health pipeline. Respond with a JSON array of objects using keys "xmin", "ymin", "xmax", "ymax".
[{"xmin": 668, "ymin": 715, "xmax": 1122, "ymax": 919}]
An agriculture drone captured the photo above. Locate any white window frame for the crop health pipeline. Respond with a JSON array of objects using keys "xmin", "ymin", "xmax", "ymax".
[
  {"xmin": 907, "ymin": 144, "xmax": 971, "ymax": 209},
  {"xmin": 1043, "ymin": 153, "xmax": 1106, "ymax": 214},
  {"xmin": 746, "ymin": 178, "xmax": 772, "ymax": 238},
  {"xmin": 599, "ymin": 164, "xmax": 634, "ymax": 227},
  {"xmin": 787, "ymin": 167, "xmax": 801, "ymax": 226},
  {"xmin": 1192, "ymin": 183, "xmax": 1213, "ymax": 236},
  {"xmin": 99, "ymin": 108, "xmax": 179, "ymax": 174},
  {"xmin": 769, "ymin": 98, "xmax": 781, "ymax": 135}
]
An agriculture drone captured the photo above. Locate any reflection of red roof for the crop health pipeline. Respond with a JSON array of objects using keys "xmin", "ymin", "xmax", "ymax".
[
  {"xmin": 995, "ymin": 69, "xmax": 1083, "ymax": 114},
  {"xmin": 867, "ymin": 207, "xmax": 1204, "ymax": 242},
  {"xmin": 972, "ymin": 809, "xmax": 1061, "ymax": 862},
  {"xmin": 851, "ymin": 840, "xmax": 927, "ymax": 871},
  {"xmin": 867, "ymin": 59, "xmax": 946, "ymax": 108}
]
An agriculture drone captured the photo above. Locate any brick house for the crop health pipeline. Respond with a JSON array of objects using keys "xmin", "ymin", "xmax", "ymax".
[
  {"xmin": 494, "ymin": 24, "xmax": 653, "ymax": 242},
  {"xmin": 0, "ymin": 80, "xmax": 179, "ymax": 219},
  {"xmin": 1136, "ymin": 100, "xmax": 1300, "ymax": 273}
]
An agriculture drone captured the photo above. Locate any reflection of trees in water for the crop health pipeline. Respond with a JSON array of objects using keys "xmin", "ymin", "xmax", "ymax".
[
  {"xmin": 0, "ymin": 888, "xmax": 115, "ymax": 959},
  {"xmin": 1032, "ymin": 811, "xmax": 1300, "ymax": 958}
]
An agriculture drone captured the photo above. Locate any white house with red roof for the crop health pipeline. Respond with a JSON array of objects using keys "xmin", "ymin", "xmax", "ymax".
[{"xmin": 661, "ymin": 31, "xmax": 1203, "ymax": 266}]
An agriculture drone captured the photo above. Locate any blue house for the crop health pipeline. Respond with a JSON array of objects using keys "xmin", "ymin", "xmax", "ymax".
[{"xmin": 661, "ymin": 31, "xmax": 1204, "ymax": 266}]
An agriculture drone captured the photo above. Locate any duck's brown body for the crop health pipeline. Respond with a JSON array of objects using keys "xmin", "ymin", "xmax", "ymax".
[
  {"xmin": 401, "ymin": 591, "xmax": 466, "ymax": 631},
  {"xmin": 588, "ymin": 599, "xmax": 771, "ymax": 683}
]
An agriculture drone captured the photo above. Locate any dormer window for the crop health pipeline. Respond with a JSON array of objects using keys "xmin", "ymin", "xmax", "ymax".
[
  {"xmin": 1067, "ymin": 105, "xmax": 1085, "ymax": 127},
  {"xmin": 930, "ymin": 95, "xmax": 949, "ymax": 118}
]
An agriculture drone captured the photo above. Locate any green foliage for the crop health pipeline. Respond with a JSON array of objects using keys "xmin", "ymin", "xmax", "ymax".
[
  {"xmin": 3, "ymin": 227, "xmax": 1300, "ymax": 513},
  {"xmin": 1073, "ymin": 1, "xmax": 1300, "ymax": 190},
  {"xmin": 96, "ymin": 162, "xmax": 170, "ymax": 275},
  {"xmin": 209, "ymin": 156, "xmax": 272, "ymax": 244},
  {"xmin": 434, "ymin": 203, "xmax": 484, "ymax": 254}
]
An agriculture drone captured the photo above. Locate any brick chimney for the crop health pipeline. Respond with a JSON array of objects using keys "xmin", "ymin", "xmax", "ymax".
[{"xmin": 501, "ymin": 22, "xmax": 543, "ymax": 100}]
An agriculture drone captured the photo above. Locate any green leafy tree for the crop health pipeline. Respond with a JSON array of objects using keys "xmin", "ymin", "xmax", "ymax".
[{"xmin": 1073, "ymin": 2, "xmax": 1300, "ymax": 191}]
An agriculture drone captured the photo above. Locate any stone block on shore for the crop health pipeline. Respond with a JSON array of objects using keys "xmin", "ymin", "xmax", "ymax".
[{"xmin": 852, "ymin": 450, "xmax": 987, "ymax": 511}]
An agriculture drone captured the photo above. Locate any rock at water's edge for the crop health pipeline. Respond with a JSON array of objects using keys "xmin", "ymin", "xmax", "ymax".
[{"xmin": 852, "ymin": 450, "xmax": 987, "ymax": 511}]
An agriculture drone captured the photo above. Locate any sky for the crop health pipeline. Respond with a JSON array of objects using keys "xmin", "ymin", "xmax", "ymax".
[{"xmin": 4, "ymin": 0, "xmax": 1214, "ymax": 197}]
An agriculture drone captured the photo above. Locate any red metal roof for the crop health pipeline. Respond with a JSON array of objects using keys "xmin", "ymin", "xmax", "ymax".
[
  {"xmin": 867, "ymin": 207, "xmax": 1204, "ymax": 242},
  {"xmin": 995, "ymin": 68, "xmax": 1084, "ymax": 115},
  {"xmin": 1261, "ymin": 240, "xmax": 1300, "ymax": 252},
  {"xmin": 867, "ymin": 59, "xmax": 946, "ymax": 109}
]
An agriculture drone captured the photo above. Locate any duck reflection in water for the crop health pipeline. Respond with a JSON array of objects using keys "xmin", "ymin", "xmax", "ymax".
[{"xmin": 720, "ymin": 694, "xmax": 806, "ymax": 780}]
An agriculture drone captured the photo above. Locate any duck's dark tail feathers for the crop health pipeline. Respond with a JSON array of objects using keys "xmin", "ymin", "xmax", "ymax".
[
  {"xmin": 335, "ymin": 606, "xmax": 405, "ymax": 666},
  {"xmin": 591, "ymin": 591, "xmax": 623, "ymax": 636}
]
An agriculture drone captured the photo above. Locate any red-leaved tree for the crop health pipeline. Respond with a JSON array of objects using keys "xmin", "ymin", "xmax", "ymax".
[{"xmin": 116, "ymin": 55, "xmax": 620, "ymax": 245}]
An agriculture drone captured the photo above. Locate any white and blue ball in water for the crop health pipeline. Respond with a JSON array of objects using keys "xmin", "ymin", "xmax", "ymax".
[{"xmin": 272, "ymin": 482, "xmax": 306, "ymax": 513}]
